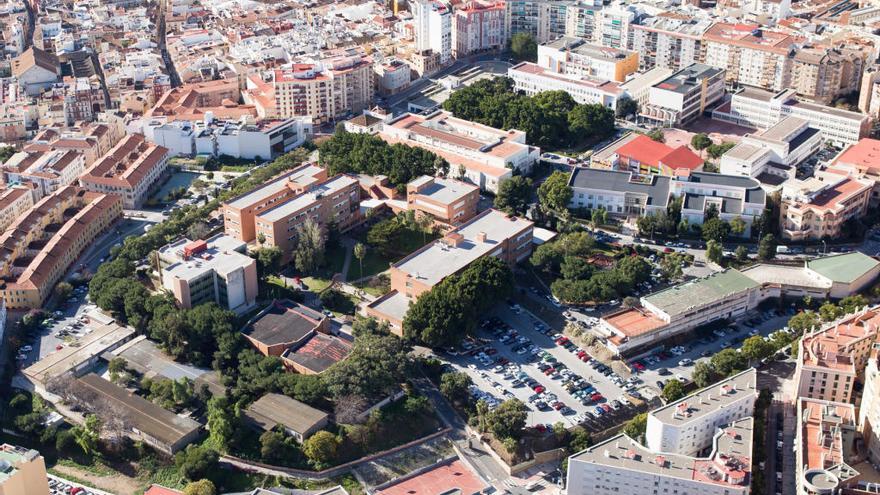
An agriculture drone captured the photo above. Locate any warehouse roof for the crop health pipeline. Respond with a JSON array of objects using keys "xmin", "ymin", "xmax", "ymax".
[
  {"xmin": 807, "ymin": 252, "xmax": 880, "ymax": 284},
  {"xmin": 244, "ymin": 393, "xmax": 328, "ymax": 435},
  {"xmin": 643, "ymin": 269, "xmax": 759, "ymax": 318}
]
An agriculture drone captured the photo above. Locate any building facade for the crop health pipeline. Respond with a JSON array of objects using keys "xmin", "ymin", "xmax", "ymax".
[{"xmin": 79, "ymin": 134, "xmax": 170, "ymax": 209}]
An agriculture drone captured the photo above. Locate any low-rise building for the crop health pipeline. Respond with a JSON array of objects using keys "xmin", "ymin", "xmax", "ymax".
[
  {"xmin": 646, "ymin": 369, "xmax": 758, "ymax": 456},
  {"xmin": 71, "ymin": 373, "xmax": 202, "ymax": 455},
  {"xmin": 243, "ymin": 393, "xmax": 329, "ymax": 443},
  {"xmin": 378, "ymin": 110, "xmax": 540, "ymax": 193},
  {"xmin": 508, "ymin": 62, "xmax": 624, "ymax": 109},
  {"xmin": 795, "ymin": 398, "xmax": 860, "ymax": 495},
  {"xmin": 79, "ymin": 134, "xmax": 170, "ymax": 209},
  {"xmin": 406, "ymin": 175, "xmax": 479, "ymax": 227},
  {"xmin": 366, "ymin": 209, "xmax": 534, "ymax": 332},
  {"xmin": 0, "ymin": 187, "xmax": 122, "ymax": 309},
  {"xmin": 11, "ymin": 47, "xmax": 59, "ymax": 96},
  {"xmin": 0, "ymin": 185, "xmax": 35, "ymax": 233},
  {"xmin": 158, "ymin": 235, "xmax": 258, "ymax": 314},
  {"xmin": 538, "ymin": 36, "xmax": 638, "ymax": 83},
  {"xmin": 590, "ymin": 133, "xmax": 703, "ymax": 176},
  {"xmin": 713, "ymin": 87, "xmax": 871, "ymax": 147},
  {"xmin": 795, "ymin": 307, "xmax": 880, "ymax": 404},
  {"xmin": 0, "ymin": 444, "xmax": 49, "ymax": 495},
  {"xmin": 639, "ymin": 63, "xmax": 725, "ymax": 127},
  {"xmin": 824, "ymin": 138, "xmax": 880, "ymax": 206},
  {"xmin": 2, "ymin": 149, "xmax": 85, "ymax": 199},
  {"xmin": 374, "ymin": 59, "xmax": 412, "ymax": 96},
  {"xmin": 780, "ymin": 175, "xmax": 872, "ymax": 242}
]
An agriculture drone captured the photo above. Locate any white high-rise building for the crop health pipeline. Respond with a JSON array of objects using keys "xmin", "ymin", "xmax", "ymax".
[{"xmin": 412, "ymin": 0, "xmax": 452, "ymax": 64}]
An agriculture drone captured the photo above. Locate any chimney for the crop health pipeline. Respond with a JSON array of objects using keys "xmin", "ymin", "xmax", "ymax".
[{"xmin": 476, "ymin": 231, "xmax": 487, "ymax": 243}]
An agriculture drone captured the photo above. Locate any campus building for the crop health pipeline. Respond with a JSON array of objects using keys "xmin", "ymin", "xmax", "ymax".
[
  {"xmin": 639, "ymin": 63, "xmax": 725, "ymax": 127},
  {"xmin": 508, "ymin": 62, "xmax": 624, "ymax": 109},
  {"xmin": 158, "ymin": 235, "xmax": 258, "ymax": 314},
  {"xmin": 406, "ymin": 175, "xmax": 480, "ymax": 227},
  {"xmin": 0, "ymin": 444, "xmax": 49, "ymax": 495},
  {"xmin": 79, "ymin": 134, "xmax": 170, "ymax": 208},
  {"xmin": 537, "ymin": 37, "xmax": 638, "ymax": 83},
  {"xmin": 366, "ymin": 209, "xmax": 534, "ymax": 332},
  {"xmin": 243, "ymin": 393, "xmax": 329, "ymax": 443},
  {"xmin": 0, "ymin": 186, "xmax": 122, "ymax": 309},
  {"xmin": 567, "ymin": 370, "xmax": 756, "ymax": 495},
  {"xmin": 590, "ymin": 133, "xmax": 703, "ymax": 176},
  {"xmin": 378, "ymin": 110, "xmax": 540, "ymax": 193}
]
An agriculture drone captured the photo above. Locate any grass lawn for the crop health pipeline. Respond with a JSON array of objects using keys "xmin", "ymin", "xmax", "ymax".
[
  {"xmin": 348, "ymin": 225, "xmax": 437, "ymax": 281},
  {"xmin": 347, "ymin": 249, "xmax": 391, "ymax": 280},
  {"xmin": 263, "ymin": 275, "xmax": 301, "ymax": 300},
  {"xmin": 299, "ymin": 243, "xmax": 348, "ymax": 293}
]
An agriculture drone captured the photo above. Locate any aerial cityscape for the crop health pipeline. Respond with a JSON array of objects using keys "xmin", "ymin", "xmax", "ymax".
[{"xmin": 6, "ymin": 0, "xmax": 880, "ymax": 494}]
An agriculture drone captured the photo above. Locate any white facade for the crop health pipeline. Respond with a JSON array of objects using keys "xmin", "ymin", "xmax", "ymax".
[
  {"xmin": 412, "ymin": 0, "xmax": 452, "ymax": 64},
  {"xmin": 720, "ymin": 117, "xmax": 822, "ymax": 180},
  {"xmin": 508, "ymin": 62, "xmax": 623, "ymax": 109},
  {"xmin": 594, "ymin": 3, "xmax": 635, "ymax": 50}
]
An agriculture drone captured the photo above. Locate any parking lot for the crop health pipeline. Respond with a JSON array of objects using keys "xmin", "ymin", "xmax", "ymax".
[
  {"xmin": 49, "ymin": 474, "xmax": 112, "ymax": 495},
  {"xmin": 16, "ymin": 285, "xmax": 96, "ymax": 368}
]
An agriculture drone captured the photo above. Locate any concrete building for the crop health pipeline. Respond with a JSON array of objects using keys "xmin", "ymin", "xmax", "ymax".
[
  {"xmin": 712, "ymin": 87, "xmax": 870, "ymax": 147},
  {"xmin": 646, "ymin": 369, "xmax": 758, "ymax": 456},
  {"xmin": 2, "ymin": 149, "xmax": 86, "ymax": 199},
  {"xmin": 158, "ymin": 235, "xmax": 258, "ymax": 314},
  {"xmin": 537, "ymin": 36, "xmax": 638, "ymax": 83},
  {"xmin": 795, "ymin": 398, "xmax": 860, "ymax": 495},
  {"xmin": 366, "ymin": 209, "xmax": 534, "ymax": 332},
  {"xmin": 374, "ymin": 59, "xmax": 412, "ymax": 96},
  {"xmin": 244, "ymin": 393, "xmax": 329, "ymax": 443},
  {"xmin": 594, "ymin": 3, "xmax": 636, "ymax": 50},
  {"xmin": 79, "ymin": 134, "xmax": 169, "ymax": 209},
  {"xmin": 589, "ymin": 133, "xmax": 703, "ymax": 176},
  {"xmin": 508, "ymin": 62, "xmax": 624, "ymax": 109},
  {"xmin": 0, "ymin": 185, "xmax": 35, "ymax": 234},
  {"xmin": 859, "ymin": 353, "xmax": 880, "ymax": 464},
  {"xmin": 824, "ymin": 138, "xmax": 880, "ymax": 207},
  {"xmin": 640, "ymin": 63, "xmax": 725, "ymax": 127},
  {"xmin": 564, "ymin": 0, "xmax": 602, "ymax": 41},
  {"xmin": 780, "ymin": 175, "xmax": 872, "ymax": 242},
  {"xmin": 630, "ymin": 17, "xmax": 712, "ymax": 72},
  {"xmin": 619, "ymin": 67, "xmax": 675, "ymax": 109},
  {"xmin": 720, "ymin": 117, "xmax": 822, "ymax": 186},
  {"xmin": 791, "ymin": 47, "xmax": 866, "ymax": 105},
  {"xmin": 406, "ymin": 175, "xmax": 480, "ymax": 227},
  {"xmin": 412, "ymin": 0, "xmax": 452, "ymax": 64},
  {"xmin": 0, "ymin": 444, "xmax": 49, "ymax": 495},
  {"xmin": 379, "ymin": 110, "xmax": 540, "ymax": 193},
  {"xmin": 452, "ymin": 1, "xmax": 507, "ymax": 58},
  {"xmin": 506, "ymin": 0, "xmax": 552, "ymax": 43},
  {"xmin": 795, "ymin": 307, "xmax": 880, "ymax": 404},
  {"xmin": 702, "ymin": 23, "xmax": 798, "ymax": 92},
  {"xmin": 11, "ymin": 47, "xmax": 59, "ymax": 96},
  {"xmin": 0, "ymin": 187, "xmax": 121, "ymax": 309}
]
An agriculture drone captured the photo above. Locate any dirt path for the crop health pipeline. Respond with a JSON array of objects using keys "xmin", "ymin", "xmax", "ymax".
[{"xmin": 52, "ymin": 464, "xmax": 143, "ymax": 495}]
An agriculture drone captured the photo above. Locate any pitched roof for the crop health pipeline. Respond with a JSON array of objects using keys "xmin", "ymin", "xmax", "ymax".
[
  {"xmin": 11, "ymin": 47, "xmax": 59, "ymax": 78},
  {"xmin": 807, "ymin": 252, "xmax": 880, "ymax": 284},
  {"xmin": 244, "ymin": 393, "xmax": 328, "ymax": 435}
]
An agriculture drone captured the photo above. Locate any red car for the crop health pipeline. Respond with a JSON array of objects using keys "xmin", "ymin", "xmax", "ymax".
[
  {"xmin": 533, "ymin": 424, "xmax": 547, "ymax": 432},
  {"xmin": 577, "ymin": 350, "xmax": 587, "ymax": 358},
  {"xmin": 580, "ymin": 355, "xmax": 591, "ymax": 362},
  {"xmin": 533, "ymin": 385, "xmax": 545, "ymax": 394},
  {"xmin": 591, "ymin": 393, "xmax": 604, "ymax": 402},
  {"xmin": 601, "ymin": 403, "xmax": 612, "ymax": 413},
  {"xmin": 663, "ymin": 247, "xmax": 673, "ymax": 253},
  {"xmin": 55, "ymin": 344, "xmax": 63, "ymax": 350},
  {"xmin": 543, "ymin": 367, "xmax": 556, "ymax": 375},
  {"xmin": 552, "ymin": 402, "xmax": 565, "ymax": 410}
]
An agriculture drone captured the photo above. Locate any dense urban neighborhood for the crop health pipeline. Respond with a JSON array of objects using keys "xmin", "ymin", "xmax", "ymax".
[{"xmin": 5, "ymin": 0, "xmax": 880, "ymax": 494}]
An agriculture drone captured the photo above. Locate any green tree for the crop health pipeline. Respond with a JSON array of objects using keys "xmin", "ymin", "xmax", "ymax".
[
  {"xmin": 302, "ymin": 430, "xmax": 339, "ymax": 468},
  {"xmin": 702, "ymin": 218, "xmax": 731, "ymax": 242},
  {"xmin": 661, "ymin": 380, "xmax": 685, "ymax": 402},
  {"xmin": 54, "ymin": 281, "xmax": 74, "ymax": 301},
  {"xmin": 661, "ymin": 253, "xmax": 685, "ymax": 280},
  {"xmin": 324, "ymin": 334, "xmax": 410, "ymax": 401},
  {"xmin": 691, "ymin": 133, "xmax": 712, "ymax": 157},
  {"xmin": 494, "ymin": 176, "xmax": 533, "ymax": 215},
  {"xmin": 568, "ymin": 426, "xmax": 591, "ymax": 452},
  {"xmin": 206, "ymin": 396, "xmax": 238, "ymax": 452},
  {"xmin": 175, "ymin": 444, "xmax": 219, "ymax": 482},
  {"xmin": 735, "ymin": 245, "xmax": 748, "ymax": 262},
  {"xmin": 707, "ymin": 141, "xmax": 736, "ymax": 160},
  {"xmin": 0, "ymin": 145, "xmax": 15, "ymax": 163},
  {"xmin": 622, "ymin": 413, "xmax": 647, "ymax": 440},
  {"xmin": 729, "ymin": 216, "xmax": 747, "ymax": 237},
  {"xmin": 293, "ymin": 219, "xmax": 325, "ymax": 275},
  {"xmin": 353, "ymin": 242, "xmax": 366, "ymax": 278},
  {"xmin": 591, "ymin": 208, "xmax": 607, "ymax": 228},
  {"xmin": 710, "ymin": 348, "xmax": 747, "ymax": 376},
  {"xmin": 538, "ymin": 171, "xmax": 573, "ymax": 212},
  {"xmin": 183, "ymin": 480, "xmax": 216, "ymax": 495},
  {"xmin": 568, "ymin": 104, "xmax": 615, "ymax": 142},
  {"xmin": 788, "ymin": 311, "xmax": 820, "ymax": 333},
  {"xmin": 706, "ymin": 239, "xmax": 723, "ymax": 264},
  {"xmin": 255, "ymin": 246, "xmax": 282, "ymax": 279},
  {"xmin": 742, "ymin": 335, "xmax": 774, "ymax": 362},
  {"xmin": 71, "ymin": 414, "xmax": 100, "ymax": 457},
  {"xmin": 367, "ymin": 217, "xmax": 405, "ymax": 257},
  {"xmin": 692, "ymin": 362, "xmax": 718, "ymax": 388},
  {"xmin": 758, "ymin": 234, "xmax": 777, "ymax": 260},
  {"xmin": 440, "ymin": 371, "xmax": 473, "ymax": 406},
  {"xmin": 839, "ymin": 294, "xmax": 868, "ymax": 314},
  {"xmin": 616, "ymin": 97, "xmax": 638, "ymax": 119},
  {"xmin": 509, "ymin": 32, "xmax": 537, "ymax": 62},
  {"xmin": 647, "ymin": 128, "xmax": 665, "ymax": 142},
  {"xmin": 486, "ymin": 399, "xmax": 527, "ymax": 440},
  {"xmin": 819, "ymin": 302, "xmax": 843, "ymax": 322}
]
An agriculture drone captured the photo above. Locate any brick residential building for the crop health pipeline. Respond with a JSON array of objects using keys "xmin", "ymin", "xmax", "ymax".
[
  {"xmin": 79, "ymin": 134, "xmax": 170, "ymax": 208},
  {"xmin": 406, "ymin": 175, "xmax": 479, "ymax": 227},
  {"xmin": 780, "ymin": 175, "xmax": 872, "ymax": 241}
]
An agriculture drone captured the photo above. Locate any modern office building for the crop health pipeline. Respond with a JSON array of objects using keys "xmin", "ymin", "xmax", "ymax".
[
  {"xmin": 640, "ymin": 63, "xmax": 725, "ymax": 127},
  {"xmin": 537, "ymin": 36, "xmax": 639, "ymax": 82},
  {"xmin": 79, "ymin": 134, "xmax": 170, "ymax": 208},
  {"xmin": 158, "ymin": 235, "xmax": 258, "ymax": 314}
]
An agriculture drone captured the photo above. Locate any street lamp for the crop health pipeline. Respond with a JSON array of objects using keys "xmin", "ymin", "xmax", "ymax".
[{"xmin": 821, "ymin": 240, "xmax": 826, "ymax": 255}]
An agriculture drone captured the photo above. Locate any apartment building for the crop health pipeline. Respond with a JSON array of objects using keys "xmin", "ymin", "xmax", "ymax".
[
  {"xmin": 0, "ymin": 186, "xmax": 122, "ymax": 309},
  {"xmin": 640, "ymin": 63, "xmax": 725, "ymax": 127},
  {"xmin": 366, "ymin": 209, "xmax": 534, "ymax": 332},
  {"xmin": 79, "ymin": 134, "xmax": 170, "ymax": 209},
  {"xmin": 253, "ymin": 174, "xmax": 361, "ymax": 259},
  {"xmin": 594, "ymin": 3, "xmax": 636, "ymax": 50},
  {"xmin": 0, "ymin": 185, "xmax": 34, "ymax": 234},
  {"xmin": 378, "ymin": 110, "xmax": 540, "ymax": 193},
  {"xmin": 223, "ymin": 163, "xmax": 327, "ymax": 243},
  {"xmin": 859, "ymin": 353, "xmax": 880, "ymax": 464},
  {"xmin": 506, "ymin": 0, "xmax": 551, "ymax": 43},
  {"xmin": 795, "ymin": 307, "xmax": 880, "ymax": 403},
  {"xmin": 590, "ymin": 133, "xmax": 703, "ymax": 176},
  {"xmin": 406, "ymin": 175, "xmax": 479, "ymax": 227},
  {"xmin": 412, "ymin": 0, "xmax": 452, "ymax": 64},
  {"xmin": 720, "ymin": 117, "xmax": 822, "ymax": 184},
  {"xmin": 374, "ymin": 60, "xmax": 412, "ymax": 96},
  {"xmin": 702, "ymin": 23, "xmax": 799, "ymax": 92},
  {"xmin": 795, "ymin": 398, "xmax": 860, "ymax": 495},
  {"xmin": 2, "ymin": 149, "xmax": 85, "ymax": 199},
  {"xmin": 630, "ymin": 17, "xmax": 711, "ymax": 72},
  {"xmin": 646, "ymin": 369, "xmax": 758, "ymax": 456},
  {"xmin": 147, "ymin": 79, "xmax": 258, "ymax": 122},
  {"xmin": 452, "ymin": 1, "xmax": 507, "ymax": 58},
  {"xmin": 508, "ymin": 62, "xmax": 624, "ymax": 109},
  {"xmin": 791, "ymin": 47, "xmax": 866, "ymax": 105},
  {"xmin": 0, "ymin": 444, "xmax": 49, "ymax": 495},
  {"xmin": 780, "ymin": 175, "xmax": 871, "ymax": 242},
  {"xmin": 537, "ymin": 37, "xmax": 638, "ymax": 83},
  {"xmin": 824, "ymin": 138, "xmax": 880, "ymax": 206},
  {"xmin": 158, "ymin": 235, "xmax": 258, "ymax": 314},
  {"xmin": 564, "ymin": 0, "xmax": 602, "ymax": 41},
  {"xmin": 712, "ymin": 87, "xmax": 870, "ymax": 146}
]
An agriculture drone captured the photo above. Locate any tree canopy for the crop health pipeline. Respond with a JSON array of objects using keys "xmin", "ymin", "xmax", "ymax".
[
  {"xmin": 509, "ymin": 33, "xmax": 537, "ymax": 62},
  {"xmin": 538, "ymin": 171, "xmax": 573, "ymax": 212},
  {"xmin": 494, "ymin": 176, "xmax": 533, "ymax": 215}
]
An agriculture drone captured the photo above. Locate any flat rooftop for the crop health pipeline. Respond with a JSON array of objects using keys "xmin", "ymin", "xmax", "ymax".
[
  {"xmin": 393, "ymin": 209, "xmax": 532, "ymax": 287},
  {"xmin": 283, "ymin": 333, "xmax": 352, "ymax": 374},
  {"xmin": 569, "ymin": 168, "xmax": 672, "ymax": 208},
  {"xmin": 366, "ymin": 290, "xmax": 411, "ymax": 323},
  {"xmin": 651, "ymin": 369, "xmax": 757, "ymax": 425},
  {"xmin": 106, "ymin": 337, "xmax": 224, "ymax": 396},
  {"xmin": 603, "ymin": 308, "xmax": 667, "ymax": 339},
  {"xmin": 256, "ymin": 175, "xmax": 358, "ymax": 222},
  {"xmin": 798, "ymin": 397, "xmax": 857, "ymax": 476},
  {"xmin": 161, "ymin": 235, "xmax": 253, "ymax": 282},
  {"xmin": 377, "ymin": 458, "xmax": 487, "ymax": 495},
  {"xmin": 572, "ymin": 416, "xmax": 753, "ymax": 487},
  {"xmin": 740, "ymin": 263, "xmax": 829, "ymax": 289},
  {"xmin": 654, "ymin": 64, "xmax": 723, "ymax": 94},
  {"xmin": 225, "ymin": 163, "xmax": 324, "ymax": 210},
  {"xmin": 411, "ymin": 176, "xmax": 478, "ymax": 206},
  {"xmin": 643, "ymin": 269, "xmax": 759, "ymax": 319},
  {"xmin": 243, "ymin": 299, "xmax": 325, "ymax": 347}
]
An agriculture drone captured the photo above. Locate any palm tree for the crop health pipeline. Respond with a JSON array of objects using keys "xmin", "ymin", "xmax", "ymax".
[{"xmin": 353, "ymin": 242, "xmax": 366, "ymax": 278}]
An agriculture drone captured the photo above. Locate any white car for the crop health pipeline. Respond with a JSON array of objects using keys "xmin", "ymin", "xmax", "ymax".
[
  {"xmin": 20, "ymin": 345, "xmax": 32, "ymax": 352},
  {"xmin": 678, "ymin": 358, "xmax": 693, "ymax": 366}
]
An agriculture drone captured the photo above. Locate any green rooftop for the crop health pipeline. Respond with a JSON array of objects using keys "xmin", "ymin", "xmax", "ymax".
[
  {"xmin": 807, "ymin": 252, "xmax": 880, "ymax": 284},
  {"xmin": 643, "ymin": 269, "xmax": 759, "ymax": 317}
]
